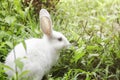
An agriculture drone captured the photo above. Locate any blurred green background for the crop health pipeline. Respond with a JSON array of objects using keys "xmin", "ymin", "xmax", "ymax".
[{"xmin": 0, "ymin": 0, "xmax": 120, "ymax": 80}]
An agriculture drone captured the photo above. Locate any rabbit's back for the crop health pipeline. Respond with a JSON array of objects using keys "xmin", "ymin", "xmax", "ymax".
[{"xmin": 5, "ymin": 38, "xmax": 59, "ymax": 79}]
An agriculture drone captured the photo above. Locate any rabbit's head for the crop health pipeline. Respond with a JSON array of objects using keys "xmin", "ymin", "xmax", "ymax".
[{"xmin": 40, "ymin": 9, "xmax": 70, "ymax": 50}]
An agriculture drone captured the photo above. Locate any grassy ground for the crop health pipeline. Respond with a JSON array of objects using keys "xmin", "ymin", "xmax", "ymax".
[{"xmin": 0, "ymin": 0, "xmax": 120, "ymax": 80}]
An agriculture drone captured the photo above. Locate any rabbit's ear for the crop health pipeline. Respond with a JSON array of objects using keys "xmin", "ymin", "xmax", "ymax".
[{"xmin": 40, "ymin": 9, "xmax": 52, "ymax": 37}]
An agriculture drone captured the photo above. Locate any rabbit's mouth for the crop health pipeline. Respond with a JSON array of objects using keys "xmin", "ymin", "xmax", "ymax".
[
  {"xmin": 67, "ymin": 43, "xmax": 72, "ymax": 49},
  {"xmin": 62, "ymin": 43, "xmax": 71, "ymax": 49}
]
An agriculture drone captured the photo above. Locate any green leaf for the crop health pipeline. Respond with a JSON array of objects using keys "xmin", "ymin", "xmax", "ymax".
[
  {"xmin": 22, "ymin": 40, "xmax": 27, "ymax": 53},
  {"xmin": 19, "ymin": 70, "xmax": 30, "ymax": 79},
  {"xmin": 0, "ymin": 62, "xmax": 14, "ymax": 72},
  {"xmin": 5, "ymin": 41, "xmax": 13, "ymax": 49},
  {"xmin": 85, "ymin": 74, "xmax": 91, "ymax": 80},
  {"xmin": 5, "ymin": 16, "xmax": 16, "ymax": 25},
  {"xmin": 73, "ymin": 47, "xmax": 85, "ymax": 63},
  {"xmin": 14, "ymin": 58, "xmax": 24, "ymax": 71},
  {"xmin": 98, "ymin": 15, "xmax": 106, "ymax": 22}
]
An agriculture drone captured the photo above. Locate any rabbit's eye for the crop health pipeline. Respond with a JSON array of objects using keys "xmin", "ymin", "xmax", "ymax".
[{"xmin": 58, "ymin": 37, "xmax": 62, "ymax": 41}]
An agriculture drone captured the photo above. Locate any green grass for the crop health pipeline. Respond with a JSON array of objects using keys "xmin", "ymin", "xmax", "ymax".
[{"xmin": 0, "ymin": 0, "xmax": 120, "ymax": 80}]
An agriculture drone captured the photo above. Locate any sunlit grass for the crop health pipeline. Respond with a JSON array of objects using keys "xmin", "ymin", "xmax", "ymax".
[
  {"xmin": 0, "ymin": 0, "xmax": 120, "ymax": 80},
  {"xmin": 51, "ymin": 0, "xmax": 120, "ymax": 80}
]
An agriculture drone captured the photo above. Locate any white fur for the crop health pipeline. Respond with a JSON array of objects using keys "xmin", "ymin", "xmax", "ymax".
[{"xmin": 5, "ymin": 9, "xmax": 70, "ymax": 80}]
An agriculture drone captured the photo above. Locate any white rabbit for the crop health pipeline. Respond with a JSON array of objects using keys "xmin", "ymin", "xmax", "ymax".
[{"xmin": 5, "ymin": 9, "xmax": 70, "ymax": 80}]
